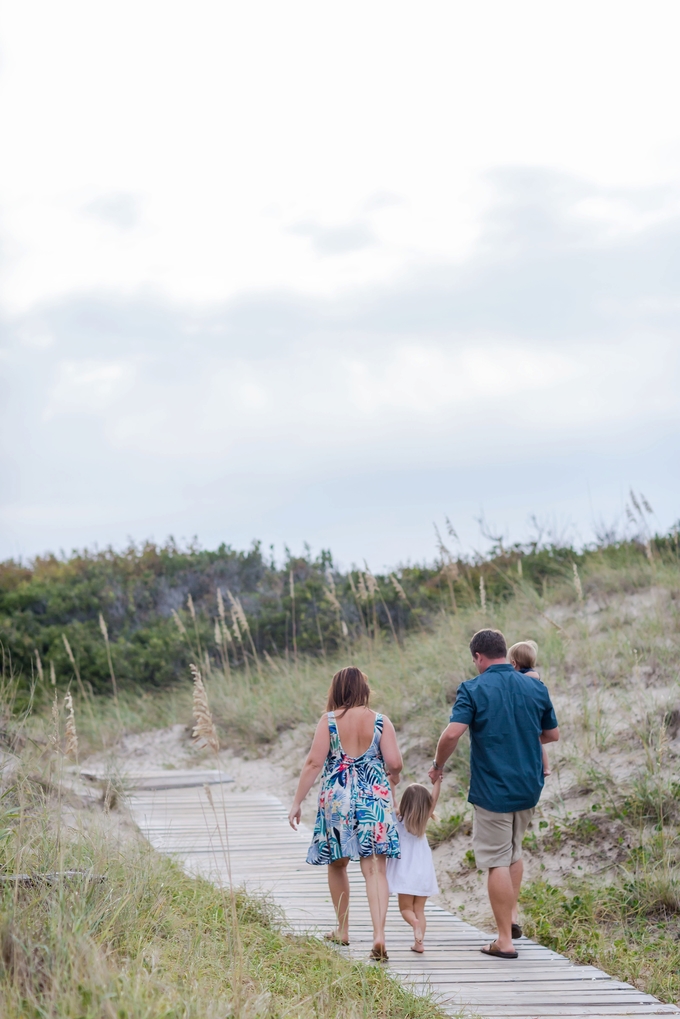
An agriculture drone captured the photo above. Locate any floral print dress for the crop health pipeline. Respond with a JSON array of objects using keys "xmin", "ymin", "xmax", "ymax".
[{"xmin": 306, "ymin": 711, "xmax": 400, "ymax": 865}]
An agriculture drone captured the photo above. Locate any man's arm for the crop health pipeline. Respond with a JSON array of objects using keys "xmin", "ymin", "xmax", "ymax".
[
  {"xmin": 428, "ymin": 722, "xmax": 468, "ymax": 783},
  {"xmin": 540, "ymin": 726, "xmax": 559, "ymax": 744}
]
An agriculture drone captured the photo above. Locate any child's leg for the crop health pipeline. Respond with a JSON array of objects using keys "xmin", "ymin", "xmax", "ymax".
[
  {"xmin": 398, "ymin": 894, "xmax": 417, "ymax": 927},
  {"xmin": 542, "ymin": 744, "xmax": 551, "ymax": 776},
  {"xmin": 398, "ymin": 894, "xmax": 427, "ymax": 952},
  {"xmin": 413, "ymin": 895, "xmax": 428, "ymax": 945}
]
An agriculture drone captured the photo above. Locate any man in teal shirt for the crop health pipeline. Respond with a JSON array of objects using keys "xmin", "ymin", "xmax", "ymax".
[{"xmin": 429, "ymin": 628, "xmax": 559, "ymax": 959}]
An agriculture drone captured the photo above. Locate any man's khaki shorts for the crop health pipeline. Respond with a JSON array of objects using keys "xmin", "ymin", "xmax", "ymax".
[{"xmin": 472, "ymin": 805, "xmax": 535, "ymax": 869}]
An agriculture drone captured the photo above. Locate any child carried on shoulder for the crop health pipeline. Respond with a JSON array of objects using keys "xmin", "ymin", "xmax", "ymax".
[
  {"xmin": 509, "ymin": 639, "xmax": 551, "ymax": 776},
  {"xmin": 386, "ymin": 777, "xmax": 441, "ymax": 953}
]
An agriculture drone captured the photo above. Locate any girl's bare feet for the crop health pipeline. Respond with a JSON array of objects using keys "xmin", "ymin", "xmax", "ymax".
[{"xmin": 410, "ymin": 926, "xmax": 424, "ymax": 953}]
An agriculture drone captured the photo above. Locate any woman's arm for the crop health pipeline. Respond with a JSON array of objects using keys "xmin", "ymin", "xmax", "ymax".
[
  {"xmin": 429, "ymin": 773, "xmax": 442, "ymax": 815},
  {"xmin": 288, "ymin": 715, "xmax": 330, "ymax": 829},
  {"xmin": 379, "ymin": 714, "xmax": 403, "ymax": 784}
]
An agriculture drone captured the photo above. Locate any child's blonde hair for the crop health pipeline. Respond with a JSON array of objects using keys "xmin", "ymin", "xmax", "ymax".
[
  {"xmin": 398, "ymin": 783, "xmax": 433, "ymax": 838},
  {"xmin": 508, "ymin": 640, "xmax": 538, "ymax": 670}
]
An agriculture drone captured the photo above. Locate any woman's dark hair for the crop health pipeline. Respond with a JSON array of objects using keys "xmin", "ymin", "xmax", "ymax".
[
  {"xmin": 326, "ymin": 667, "xmax": 371, "ymax": 715},
  {"xmin": 469, "ymin": 628, "xmax": 507, "ymax": 659}
]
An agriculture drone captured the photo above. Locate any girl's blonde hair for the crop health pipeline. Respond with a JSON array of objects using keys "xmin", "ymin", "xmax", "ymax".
[
  {"xmin": 508, "ymin": 640, "xmax": 538, "ymax": 670},
  {"xmin": 398, "ymin": 783, "xmax": 433, "ymax": 838}
]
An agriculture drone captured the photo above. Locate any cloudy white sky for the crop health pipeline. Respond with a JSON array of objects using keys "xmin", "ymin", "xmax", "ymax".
[{"xmin": 1, "ymin": 0, "xmax": 679, "ymax": 568}]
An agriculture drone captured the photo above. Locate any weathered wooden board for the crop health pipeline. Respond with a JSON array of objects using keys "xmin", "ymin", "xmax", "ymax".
[{"xmin": 127, "ymin": 774, "xmax": 679, "ymax": 1019}]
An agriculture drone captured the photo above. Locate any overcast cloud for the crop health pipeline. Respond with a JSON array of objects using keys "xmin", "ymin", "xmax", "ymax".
[{"xmin": 1, "ymin": 2, "xmax": 679, "ymax": 566}]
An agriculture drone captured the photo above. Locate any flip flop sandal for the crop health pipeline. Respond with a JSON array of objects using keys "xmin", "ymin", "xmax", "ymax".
[
  {"xmin": 324, "ymin": 932, "xmax": 349, "ymax": 946},
  {"xmin": 511, "ymin": 923, "xmax": 523, "ymax": 939},
  {"xmin": 369, "ymin": 945, "xmax": 389, "ymax": 961},
  {"xmin": 480, "ymin": 943, "xmax": 518, "ymax": 959}
]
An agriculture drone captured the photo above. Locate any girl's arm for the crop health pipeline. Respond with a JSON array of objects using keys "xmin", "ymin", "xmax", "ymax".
[
  {"xmin": 429, "ymin": 773, "xmax": 442, "ymax": 815},
  {"xmin": 379, "ymin": 714, "xmax": 403, "ymax": 785},
  {"xmin": 288, "ymin": 715, "xmax": 330, "ymax": 829}
]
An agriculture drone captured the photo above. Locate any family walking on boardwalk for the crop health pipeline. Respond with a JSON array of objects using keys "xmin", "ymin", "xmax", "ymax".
[{"xmin": 288, "ymin": 628, "xmax": 560, "ymax": 961}]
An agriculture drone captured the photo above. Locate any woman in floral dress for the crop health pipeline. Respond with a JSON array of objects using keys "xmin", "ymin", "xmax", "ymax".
[{"xmin": 288, "ymin": 667, "xmax": 402, "ymax": 961}]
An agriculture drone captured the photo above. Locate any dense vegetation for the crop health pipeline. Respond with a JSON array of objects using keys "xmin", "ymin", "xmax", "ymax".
[{"xmin": 1, "ymin": 508, "xmax": 677, "ymax": 702}]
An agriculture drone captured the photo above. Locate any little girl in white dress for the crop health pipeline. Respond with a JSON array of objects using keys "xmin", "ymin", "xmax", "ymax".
[{"xmin": 386, "ymin": 777, "xmax": 441, "ymax": 953}]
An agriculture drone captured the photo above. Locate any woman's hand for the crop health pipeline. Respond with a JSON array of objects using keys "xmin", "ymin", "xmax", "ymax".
[{"xmin": 288, "ymin": 803, "xmax": 302, "ymax": 830}]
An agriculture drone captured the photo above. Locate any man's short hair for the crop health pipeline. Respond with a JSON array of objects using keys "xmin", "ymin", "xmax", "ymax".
[{"xmin": 469, "ymin": 628, "xmax": 507, "ymax": 659}]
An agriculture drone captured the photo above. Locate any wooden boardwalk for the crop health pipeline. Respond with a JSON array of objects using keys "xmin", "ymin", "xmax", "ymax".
[{"xmin": 127, "ymin": 772, "xmax": 679, "ymax": 1019}]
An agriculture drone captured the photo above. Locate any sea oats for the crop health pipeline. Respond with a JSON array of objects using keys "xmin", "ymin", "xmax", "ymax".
[
  {"xmin": 187, "ymin": 593, "xmax": 196, "ymax": 621},
  {"xmin": 389, "ymin": 574, "xmax": 407, "ymax": 601},
  {"xmin": 479, "ymin": 575, "xmax": 486, "ymax": 611},
  {"xmin": 433, "ymin": 522, "xmax": 453, "ymax": 562},
  {"xmin": 64, "ymin": 691, "xmax": 78, "ymax": 761},
  {"xmin": 217, "ymin": 587, "xmax": 226, "ymax": 623},
  {"xmin": 172, "ymin": 609, "xmax": 187, "ymax": 636},
  {"xmin": 214, "ymin": 619, "xmax": 222, "ymax": 647},
  {"xmin": 227, "ymin": 590, "xmax": 250, "ymax": 633},
  {"xmin": 62, "ymin": 633, "xmax": 76, "ymax": 668},
  {"xmin": 236, "ymin": 598, "xmax": 250, "ymax": 633},
  {"xmin": 34, "ymin": 649, "xmax": 44, "ymax": 683},
  {"xmin": 49, "ymin": 660, "xmax": 56, "ymax": 686},
  {"xmin": 357, "ymin": 573, "xmax": 368, "ymax": 602},
  {"xmin": 324, "ymin": 586, "xmax": 341, "ymax": 612},
  {"xmin": 573, "ymin": 562, "xmax": 584, "ymax": 602},
  {"xmin": 363, "ymin": 566, "xmax": 379, "ymax": 598},
  {"xmin": 190, "ymin": 664, "xmax": 219, "ymax": 753},
  {"xmin": 445, "ymin": 516, "xmax": 459, "ymax": 542},
  {"xmin": 49, "ymin": 692, "xmax": 60, "ymax": 750},
  {"xmin": 99, "ymin": 611, "xmax": 121, "ymax": 715}
]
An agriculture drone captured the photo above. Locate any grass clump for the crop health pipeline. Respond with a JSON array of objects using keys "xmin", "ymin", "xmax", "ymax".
[
  {"xmin": 521, "ymin": 859, "xmax": 680, "ymax": 1005},
  {"xmin": 427, "ymin": 809, "xmax": 471, "ymax": 848}
]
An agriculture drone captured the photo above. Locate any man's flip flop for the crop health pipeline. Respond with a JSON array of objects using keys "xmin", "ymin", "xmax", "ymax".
[
  {"xmin": 511, "ymin": 923, "xmax": 523, "ymax": 939},
  {"xmin": 480, "ymin": 942, "xmax": 518, "ymax": 959},
  {"xmin": 324, "ymin": 932, "xmax": 349, "ymax": 946}
]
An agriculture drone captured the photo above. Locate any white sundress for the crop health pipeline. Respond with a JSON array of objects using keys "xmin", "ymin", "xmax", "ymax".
[{"xmin": 385, "ymin": 819, "xmax": 439, "ymax": 897}]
